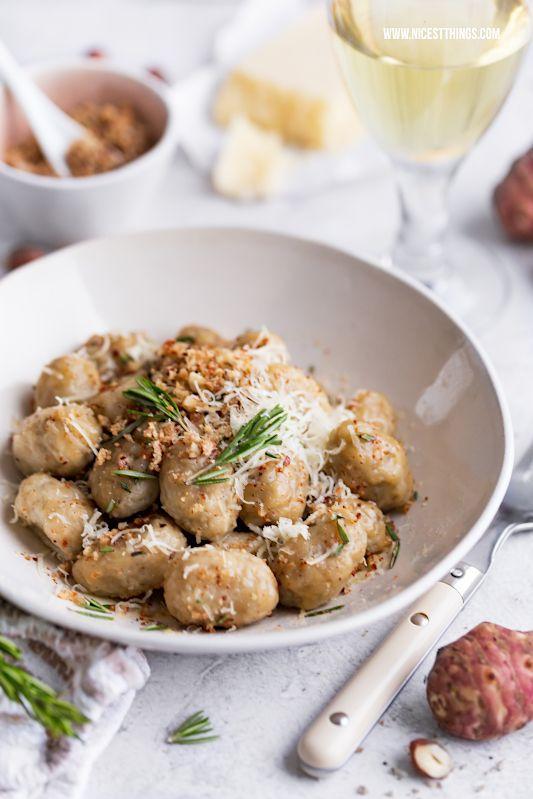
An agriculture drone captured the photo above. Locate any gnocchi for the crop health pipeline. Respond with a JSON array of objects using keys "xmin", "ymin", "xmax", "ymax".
[
  {"xmin": 240, "ymin": 456, "xmax": 308, "ymax": 527},
  {"xmin": 14, "ymin": 473, "xmax": 94, "ymax": 560},
  {"xmin": 13, "ymin": 403, "xmax": 101, "ymax": 477},
  {"xmin": 35, "ymin": 354, "xmax": 100, "ymax": 408},
  {"xmin": 326, "ymin": 420, "xmax": 413, "ymax": 512},
  {"xmin": 89, "ymin": 438, "xmax": 159, "ymax": 518},
  {"xmin": 72, "ymin": 514, "xmax": 186, "ymax": 598},
  {"xmin": 160, "ymin": 449, "xmax": 240, "ymax": 541},
  {"xmin": 10, "ymin": 326, "xmax": 415, "ymax": 629},
  {"xmin": 268, "ymin": 506, "xmax": 368, "ymax": 610},
  {"xmin": 164, "ymin": 548, "xmax": 278, "ymax": 629}
]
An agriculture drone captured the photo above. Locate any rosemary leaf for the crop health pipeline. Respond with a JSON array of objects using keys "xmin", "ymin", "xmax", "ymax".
[
  {"xmin": 385, "ymin": 521, "xmax": 399, "ymax": 542},
  {"xmin": 0, "ymin": 633, "xmax": 88, "ymax": 737},
  {"xmin": 113, "ymin": 469, "xmax": 157, "ymax": 481},
  {"xmin": 76, "ymin": 596, "xmax": 113, "ymax": 616},
  {"xmin": 167, "ymin": 710, "xmax": 218, "ymax": 745},
  {"xmin": 304, "ymin": 605, "xmax": 344, "ymax": 618},
  {"xmin": 386, "ymin": 521, "xmax": 400, "ymax": 569},
  {"xmin": 0, "ymin": 636, "xmax": 20, "ymax": 659},
  {"xmin": 335, "ymin": 515, "xmax": 349, "ymax": 543},
  {"xmin": 104, "ymin": 417, "xmax": 145, "ymax": 446}
]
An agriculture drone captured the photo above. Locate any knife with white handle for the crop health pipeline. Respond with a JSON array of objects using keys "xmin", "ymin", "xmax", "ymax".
[{"xmin": 297, "ymin": 519, "xmax": 533, "ymax": 778}]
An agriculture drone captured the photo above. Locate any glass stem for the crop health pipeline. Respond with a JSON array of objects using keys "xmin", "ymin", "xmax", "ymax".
[{"xmin": 392, "ymin": 159, "xmax": 459, "ymax": 288}]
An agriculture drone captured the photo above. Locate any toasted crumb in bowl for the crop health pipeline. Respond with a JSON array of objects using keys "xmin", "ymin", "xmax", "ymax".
[{"xmin": 4, "ymin": 101, "xmax": 154, "ymax": 178}]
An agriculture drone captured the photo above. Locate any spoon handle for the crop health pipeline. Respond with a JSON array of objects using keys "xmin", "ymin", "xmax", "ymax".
[
  {"xmin": 297, "ymin": 565, "xmax": 484, "ymax": 778},
  {"xmin": 0, "ymin": 38, "xmax": 83, "ymax": 176}
]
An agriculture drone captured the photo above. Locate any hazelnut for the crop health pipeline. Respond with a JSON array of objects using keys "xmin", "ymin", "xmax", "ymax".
[
  {"xmin": 86, "ymin": 48, "xmax": 106, "ymax": 59},
  {"xmin": 147, "ymin": 66, "xmax": 168, "ymax": 83},
  {"xmin": 409, "ymin": 738, "xmax": 453, "ymax": 780},
  {"xmin": 6, "ymin": 246, "xmax": 46, "ymax": 271}
]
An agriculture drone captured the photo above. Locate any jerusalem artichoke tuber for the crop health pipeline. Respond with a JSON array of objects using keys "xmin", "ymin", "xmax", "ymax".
[
  {"xmin": 493, "ymin": 148, "xmax": 533, "ymax": 242},
  {"xmin": 427, "ymin": 622, "xmax": 533, "ymax": 741}
]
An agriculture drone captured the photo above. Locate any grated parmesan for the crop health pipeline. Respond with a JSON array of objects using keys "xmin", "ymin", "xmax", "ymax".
[
  {"xmin": 262, "ymin": 517, "xmax": 310, "ymax": 544},
  {"xmin": 197, "ymin": 332, "xmax": 353, "ymax": 504},
  {"xmin": 81, "ymin": 509, "xmax": 110, "ymax": 548},
  {"xmin": 305, "ymin": 543, "xmax": 339, "ymax": 565},
  {"xmin": 64, "ymin": 416, "xmax": 99, "ymax": 457}
]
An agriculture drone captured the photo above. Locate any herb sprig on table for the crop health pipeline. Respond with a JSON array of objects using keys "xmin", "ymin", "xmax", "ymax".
[
  {"xmin": 167, "ymin": 710, "xmax": 218, "ymax": 745},
  {"xmin": 189, "ymin": 405, "xmax": 287, "ymax": 486},
  {"xmin": 0, "ymin": 634, "xmax": 88, "ymax": 737}
]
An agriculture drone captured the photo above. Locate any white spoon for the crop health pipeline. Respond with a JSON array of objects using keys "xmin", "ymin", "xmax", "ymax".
[
  {"xmin": 297, "ymin": 453, "xmax": 533, "ymax": 778},
  {"xmin": 0, "ymin": 39, "xmax": 85, "ymax": 177}
]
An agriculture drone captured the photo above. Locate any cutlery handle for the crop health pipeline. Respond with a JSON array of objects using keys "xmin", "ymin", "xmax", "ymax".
[
  {"xmin": 297, "ymin": 569, "xmax": 483, "ymax": 778},
  {"xmin": 0, "ymin": 38, "xmax": 82, "ymax": 176}
]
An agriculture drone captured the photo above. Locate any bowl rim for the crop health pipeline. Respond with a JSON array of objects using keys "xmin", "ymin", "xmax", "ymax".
[
  {"xmin": 0, "ymin": 57, "xmax": 178, "ymax": 190},
  {"xmin": 0, "ymin": 227, "xmax": 514, "ymax": 654}
]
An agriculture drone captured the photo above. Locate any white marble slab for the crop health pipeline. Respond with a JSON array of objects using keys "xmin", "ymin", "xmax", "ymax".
[{"xmin": 1, "ymin": 3, "xmax": 532, "ymax": 797}]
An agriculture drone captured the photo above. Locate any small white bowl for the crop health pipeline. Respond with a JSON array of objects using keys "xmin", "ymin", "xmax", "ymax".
[{"xmin": 0, "ymin": 58, "xmax": 178, "ymax": 246}]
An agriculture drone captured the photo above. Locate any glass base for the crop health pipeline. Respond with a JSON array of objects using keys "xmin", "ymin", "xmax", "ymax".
[{"xmin": 389, "ymin": 235, "xmax": 510, "ymax": 334}]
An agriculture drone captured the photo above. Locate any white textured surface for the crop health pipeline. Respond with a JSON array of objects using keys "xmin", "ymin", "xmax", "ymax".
[{"xmin": 1, "ymin": 2, "xmax": 533, "ymax": 797}]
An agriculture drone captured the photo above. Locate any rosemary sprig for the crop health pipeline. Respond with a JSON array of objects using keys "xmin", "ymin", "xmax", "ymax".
[
  {"xmin": 112, "ymin": 469, "xmax": 157, "ymax": 480},
  {"xmin": 333, "ymin": 514, "xmax": 349, "ymax": 555},
  {"xmin": 359, "ymin": 432, "xmax": 376, "ymax": 442},
  {"xmin": 305, "ymin": 604, "xmax": 344, "ymax": 618},
  {"xmin": 0, "ymin": 634, "xmax": 88, "ymax": 737},
  {"xmin": 100, "ymin": 546, "xmax": 114, "ymax": 554},
  {"xmin": 74, "ymin": 597, "xmax": 114, "ymax": 618},
  {"xmin": 175, "ymin": 335, "xmax": 195, "ymax": 344},
  {"xmin": 190, "ymin": 405, "xmax": 287, "ymax": 486},
  {"xmin": 167, "ymin": 711, "xmax": 218, "ymax": 745},
  {"xmin": 386, "ymin": 521, "xmax": 400, "ymax": 569},
  {"xmin": 123, "ymin": 376, "xmax": 187, "ymax": 430}
]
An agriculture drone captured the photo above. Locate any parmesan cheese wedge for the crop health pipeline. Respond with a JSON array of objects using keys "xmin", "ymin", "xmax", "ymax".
[
  {"xmin": 213, "ymin": 6, "xmax": 362, "ymax": 150},
  {"xmin": 212, "ymin": 115, "xmax": 289, "ymax": 200}
]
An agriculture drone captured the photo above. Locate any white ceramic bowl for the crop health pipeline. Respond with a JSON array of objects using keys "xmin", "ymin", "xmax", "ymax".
[
  {"xmin": 0, "ymin": 228, "xmax": 513, "ymax": 654},
  {"xmin": 0, "ymin": 59, "xmax": 177, "ymax": 246}
]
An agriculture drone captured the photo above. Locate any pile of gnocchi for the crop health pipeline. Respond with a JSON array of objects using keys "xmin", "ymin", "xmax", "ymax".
[{"xmin": 10, "ymin": 325, "xmax": 414, "ymax": 630}]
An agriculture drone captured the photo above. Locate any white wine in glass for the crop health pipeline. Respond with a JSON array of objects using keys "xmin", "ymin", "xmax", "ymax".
[{"xmin": 329, "ymin": 0, "xmax": 531, "ymax": 329}]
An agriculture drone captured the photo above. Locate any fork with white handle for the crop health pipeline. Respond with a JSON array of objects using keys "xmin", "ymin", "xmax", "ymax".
[{"xmin": 297, "ymin": 446, "xmax": 533, "ymax": 777}]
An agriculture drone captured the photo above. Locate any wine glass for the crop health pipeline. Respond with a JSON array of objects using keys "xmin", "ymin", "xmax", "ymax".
[{"xmin": 329, "ymin": 0, "xmax": 531, "ymax": 330}]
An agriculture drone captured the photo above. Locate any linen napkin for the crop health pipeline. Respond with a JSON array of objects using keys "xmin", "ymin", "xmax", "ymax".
[{"xmin": 0, "ymin": 599, "xmax": 149, "ymax": 799}]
